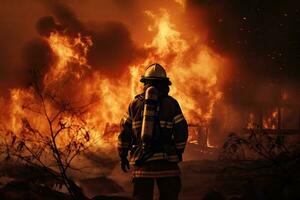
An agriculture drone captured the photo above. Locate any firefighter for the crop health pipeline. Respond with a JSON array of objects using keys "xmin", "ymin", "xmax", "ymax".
[{"xmin": 118, "ymin": 63, "xmax": 188, "ymax": 200}]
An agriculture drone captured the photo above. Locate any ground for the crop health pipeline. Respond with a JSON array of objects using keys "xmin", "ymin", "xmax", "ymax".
[
  {"xmin": 1, "ymin": 144, "xmax": 300, "ymax": 200},
  {"xmin": 103, "ymin": 159, "xmax": 300, "ymax": 200}
]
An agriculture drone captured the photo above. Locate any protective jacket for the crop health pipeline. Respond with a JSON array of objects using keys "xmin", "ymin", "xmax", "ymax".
[{"xmin": 118, "ymin": 93, "xmax": 188, "ymax": 178}]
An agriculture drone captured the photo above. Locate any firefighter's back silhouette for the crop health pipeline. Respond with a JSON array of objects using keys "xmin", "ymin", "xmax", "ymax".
[{"xmin": 118, "ymin": 63, "xmax": 188, "ymax": 200}]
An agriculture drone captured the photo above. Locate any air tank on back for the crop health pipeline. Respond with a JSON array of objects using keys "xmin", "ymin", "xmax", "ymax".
[{"xmin": 141, "ymin": 86, "xmax": 159, "ymax": 145}]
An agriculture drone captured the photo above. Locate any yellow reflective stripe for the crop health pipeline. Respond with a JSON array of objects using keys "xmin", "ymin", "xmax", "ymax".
[
  {"xmin": 132, "ymin": 121, "xmax": 142, "ymax": 125},
  {"xmin": 132, "ymin": 124, "xmax": 142, "ymax": 129},
  {"xmin": 132, "ymin": 120, "xmax": 175, "ymax": 129},
  {"xmin": 174, "ymin": 114, "xmax": 183, "ymax": 121},
  {"xmin": 118, "ymin": 141, "xmax": 130, "ymax": 145},
  {"xmin": 160, "ymin": 125, "xmax": 173, "ymax": 128},
  {"xmin": 175, "ymin": 141, "xmax": 186, "ymax": 149},
  {"xmin": 167, "ymin": 155, "xmax": 180, "ymax": 162},
  {"xmin": 141, "ymin": 153, "xmax": 180, "ymax": 162},
  {"xmin": 160, "ymin": 121, "xmax": 173, "ymax": 129},
  {"xmin": 132, "ymin": 121, "xmax": 142, "ymax": 129},
  {"xmin": 173, "ymin": 114, "xmax": 185, "ymax": 124},
  {"xmin": 159, "ymin": 121, "xmax": 173, "ymax": 125},
  {"xmin": 133, "ymin": 170, "xmax": 180, "ymax": 178},
  {"xmin": 144, "ymin": 110, "xmax": 156, "ymax": 116},
  {"xmin": 175, "ymin": 145, "xmax": 186, "ymax": 150},
  {"xmin": 123, "ymin": 113, "xmax": 132, "ymax": 124},
  {"xmin": 176, "ymin": 141, "xmax": 186, "ymax": 145},
  {"xmin": 118, "ymin": 141, "xmax": 130, "ymax": 148},
  {"xmin": 146, "ymin": 153, "xmax": 167, "ymax": 161},
  {"xmin": 129, "ymin": 153, "xmax": 166, "ymax": 164},
  {"xmin": 132, "ymin": 120, "xmax": 174, "ymax": 129},
  {"xmin": 129, "ymin": 152, "xmax": 180, "ymax": 164}
]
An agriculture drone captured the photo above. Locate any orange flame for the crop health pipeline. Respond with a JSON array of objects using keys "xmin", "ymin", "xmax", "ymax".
[
  {"xmin": 45, "ymin": 32, "xmax": 92, "ymax": 82},
  {"xmin": 246, "ymin": 112, "xmax": 255, "ymax": 129},
  {"xmin": 3, "ymin": 8, "xmax": 225, "ymax": 149},
  {"xmin": 263, "ymin": 110, "xmax": 278, "ymax": 130},
  {"xmin": 246, "ymin": 110, "xmax": 278, "ymax": 130}
]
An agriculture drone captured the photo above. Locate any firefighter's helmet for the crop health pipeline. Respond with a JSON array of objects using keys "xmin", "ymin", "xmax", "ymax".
[{"xmin": 140, "ymin": 63, "xmax": 171, "ymax": 85}]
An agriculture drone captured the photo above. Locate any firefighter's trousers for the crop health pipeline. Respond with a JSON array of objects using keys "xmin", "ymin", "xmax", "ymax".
[{"xmin": 132, "ymin": 176, "xmax": 181, "ymax": 200}]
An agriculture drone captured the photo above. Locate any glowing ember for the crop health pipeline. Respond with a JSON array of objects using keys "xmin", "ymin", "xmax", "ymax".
[{"xmin": 263, "ymin": 110, "xmax": 278, "ymax": 130}]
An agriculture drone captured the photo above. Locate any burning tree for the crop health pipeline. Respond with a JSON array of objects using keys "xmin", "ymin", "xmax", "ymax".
[
  {"xmin": 0, "ymin": 25, "xmax": 95, "ymax": 198},
  {"xmin": 0, "ymin": 71, "xmax": 92, "ymax": 199}
]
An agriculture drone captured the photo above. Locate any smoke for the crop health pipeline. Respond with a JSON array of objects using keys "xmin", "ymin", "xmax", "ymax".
[
  {"xmin": 0, "ymin": 0, "xmax": 147, "ymax": 95},
  {"xmin": 36, "ymin": 16, "xmax": 62, "ymax": 37},
  {"xmin": 49, "ymin": 1, "xmax": 85, "ymax": 35},
  {"xmin": 22, "ymin": 39, "xmax": 57, "ymax": 87},
  {"xmin": 88, "ymin": 22, "xmax": 145, "ymax": 75}
]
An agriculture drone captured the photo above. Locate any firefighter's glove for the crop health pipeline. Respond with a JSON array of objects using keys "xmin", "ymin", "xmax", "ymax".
[{"xmin": 120, "ymin": 157, "xmax": 130, "ymax": 173}]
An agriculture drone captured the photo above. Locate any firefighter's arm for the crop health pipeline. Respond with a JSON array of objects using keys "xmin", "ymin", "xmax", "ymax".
[
  {"xmin": 118, "ymin": 105, "xmax": 133, "ymax": 159},
  {"xmin": 173, "ymin": 102, "xmax": 188, "ymax": 159}
]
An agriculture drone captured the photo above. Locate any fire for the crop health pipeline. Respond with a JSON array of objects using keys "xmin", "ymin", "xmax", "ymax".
[
  {"xmin": 142, "ymin": 9, "xmax": 223, "ymax": 125},
  {"xmin": 2, "ymin": 6, "xmax": 224, "ymax": 150},
  {"xmin": 145, "ymin": 9, "xmax": 188, "ymax": 55},
  {"xmin": 263, "ymin": 110, "xmax": 278, "ymax": 130},
  {"xmin": 246, "ymin": 113, "xmax": 255, "ymax": 129},
  {"xmin": 174, "ymin": 0, "xmax": 186, "ymax": 8},
  {"xmin": 246, "ymin": 110, "xmax": 278, "ymax": 130},
  {"xmin": 45, "ymin": 32, "xmax": 92, "ymax": 82}
]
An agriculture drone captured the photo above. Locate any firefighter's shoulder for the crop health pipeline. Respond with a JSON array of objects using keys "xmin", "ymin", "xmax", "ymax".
[
  {"xmin": 161, "ymin": 95, "xmax": 181, "ymax": 111},
  {"xmin": 128, "ymin": 93, "xmax": 144, "ymax": 110},
  {"xmin": 134, "ymin": 93, "xmax": 144, "ymax": 101},
  {"xmin": 132, "ymin": 94, "xmax": 144, "ymax": 105},
  {"xmin": 163, "ymin": 95, "xmax": 180, "ymax": 105}
]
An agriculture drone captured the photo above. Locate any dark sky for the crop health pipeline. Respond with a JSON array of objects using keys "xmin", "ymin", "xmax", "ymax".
[{"xmin": 187, "ymin": 0, "xmax": 300, "ymax": 106}]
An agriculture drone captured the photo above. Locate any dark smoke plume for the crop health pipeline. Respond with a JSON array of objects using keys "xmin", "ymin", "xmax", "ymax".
[
  {"xmin": 88, "ymin": 21, "xmax": 145, "ymax": 76},
  {"xmin": 22, "ymin": 39, "xmax": 57, "ymax": 87},
  {"xmin": 37, "ymin": 1, "xmax": 145, "ymax": 76},
  {"xmin": 44, "ymin": 0, "xmax": 86, "ymax": 36},
  {"xmin": 0, "ymin": 0, "xmax": 147, "ymax": 96},
  {"xmin": 36, "ymin": 16, "xmax": 62, "ymax": 37}
]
